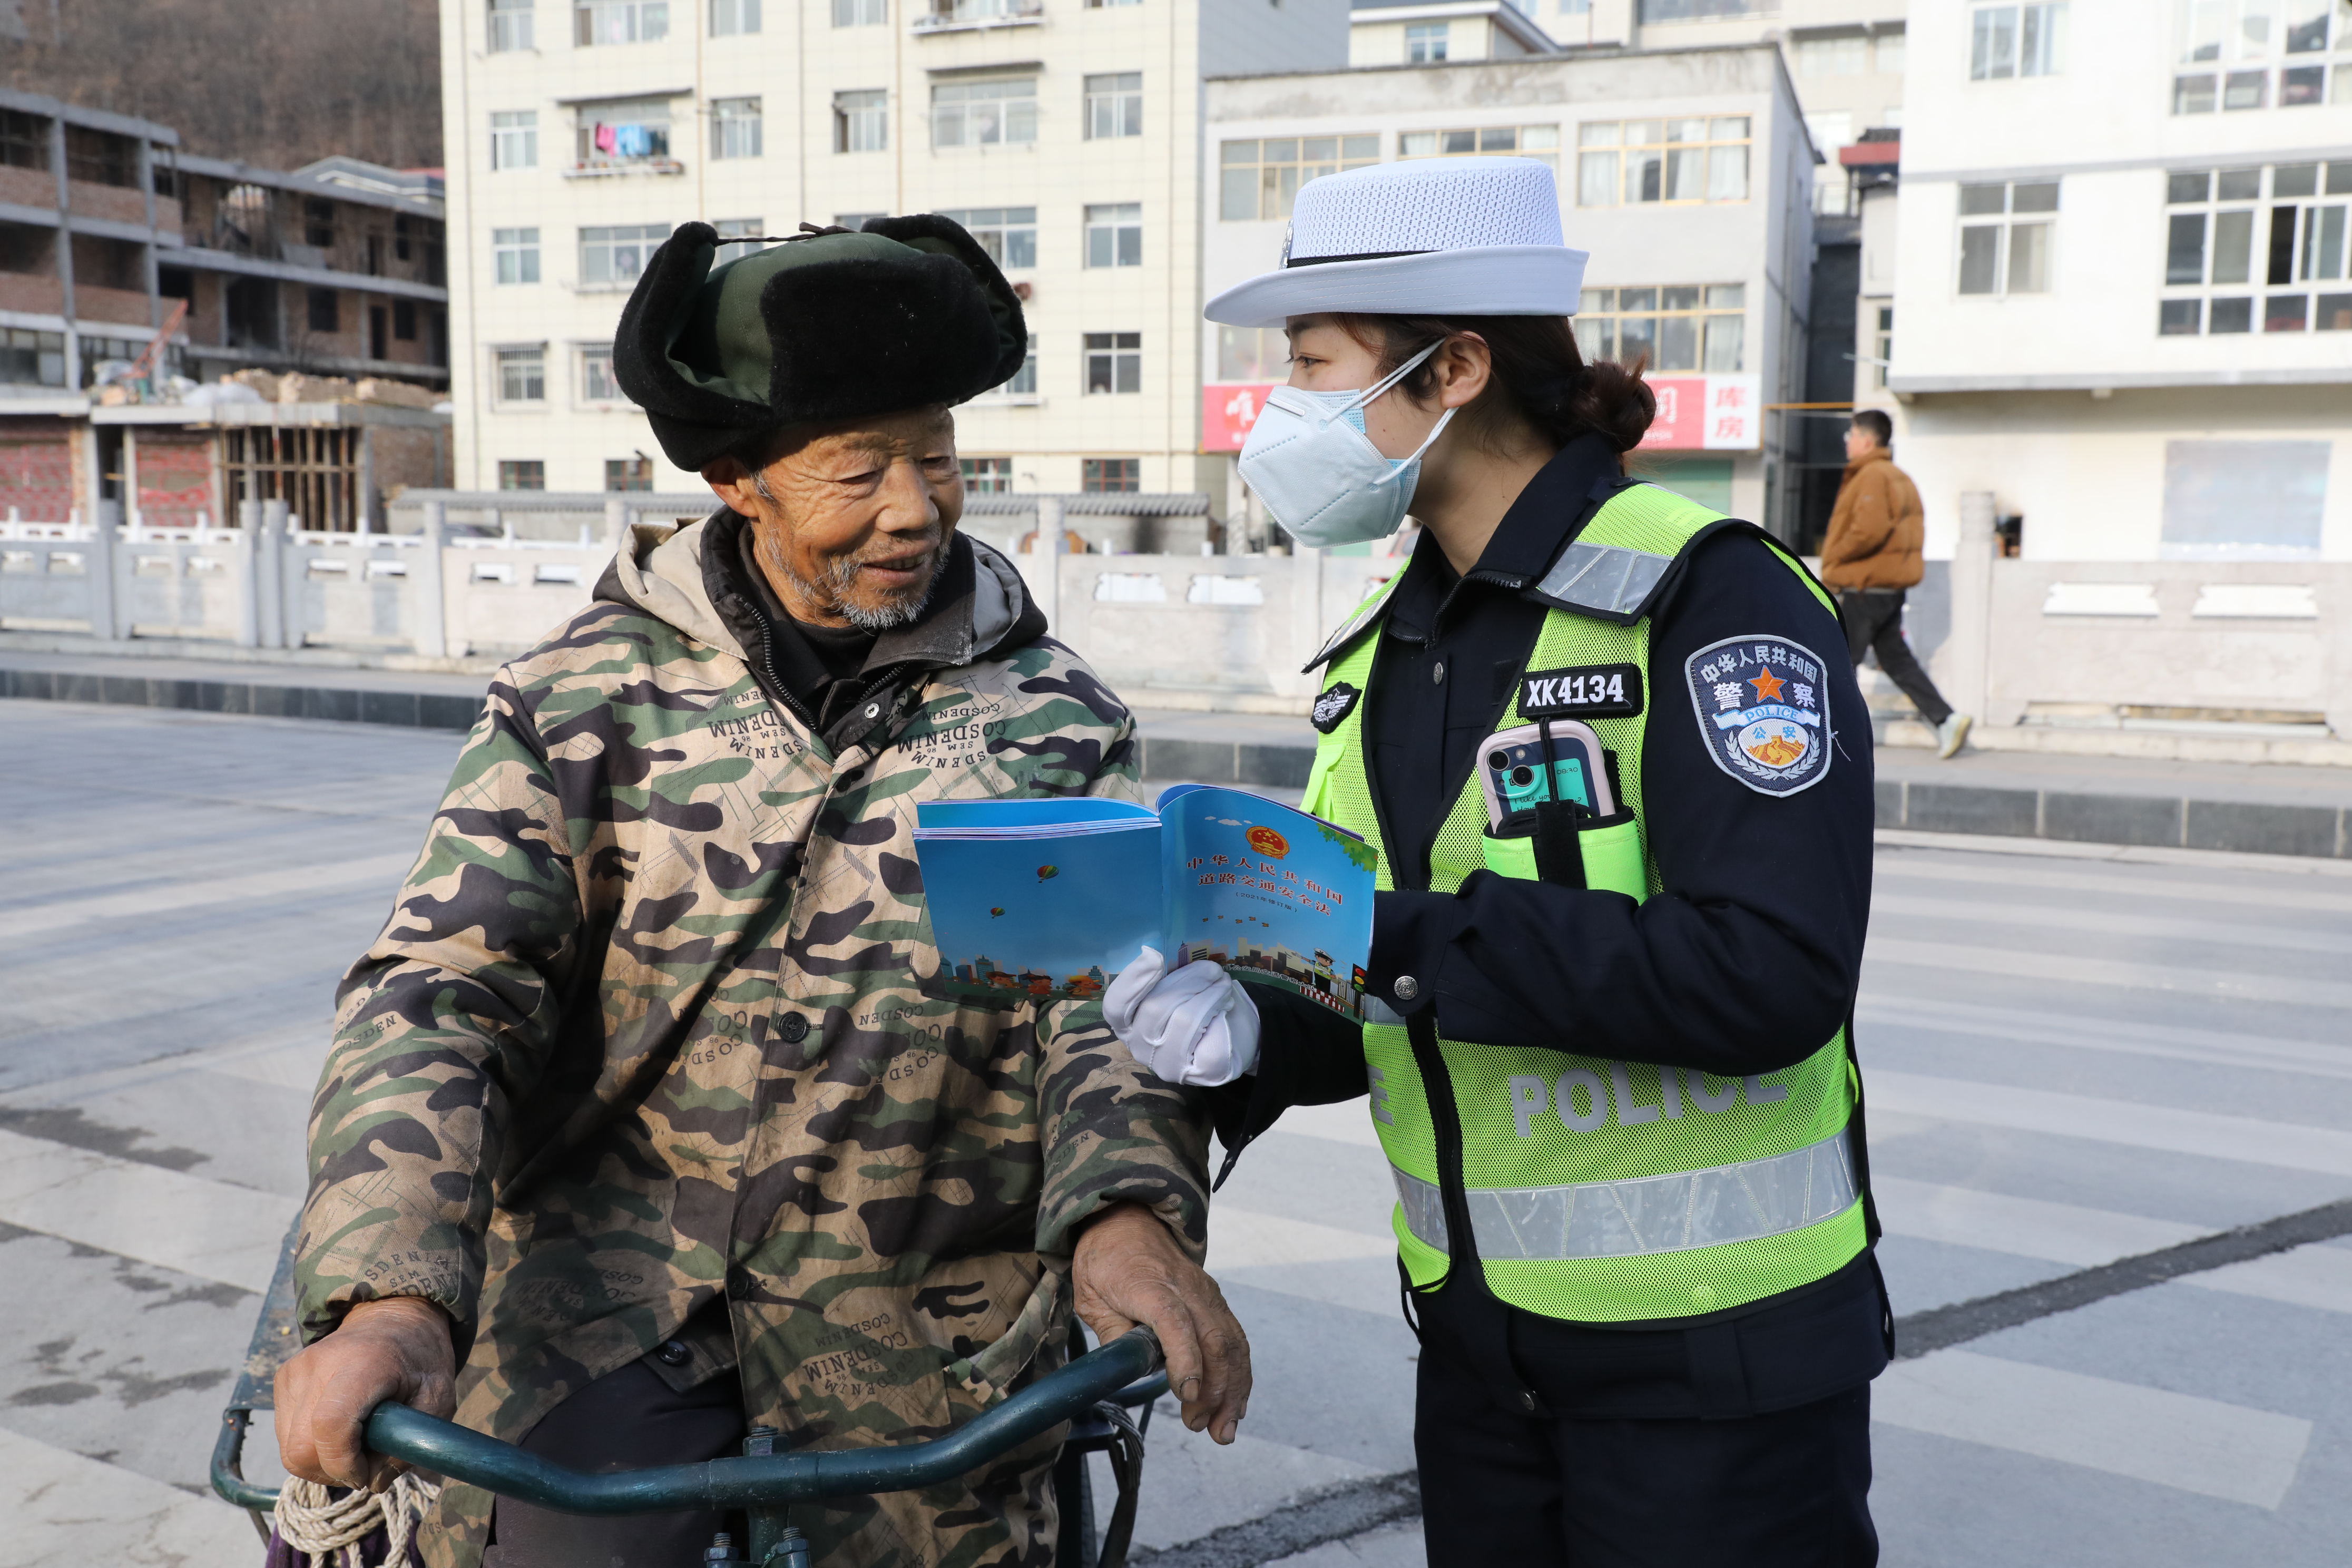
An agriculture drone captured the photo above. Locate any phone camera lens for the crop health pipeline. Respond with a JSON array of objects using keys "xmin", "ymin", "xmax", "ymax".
[
  {"xmin": 1510, "ymin": 766, "xmax": 1536, "ymax": 787},
  {"xmin": 1486, "ymin": 751, "xmax": 1508, "ymax": 771}
]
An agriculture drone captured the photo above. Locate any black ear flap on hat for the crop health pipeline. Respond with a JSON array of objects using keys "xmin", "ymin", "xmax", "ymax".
[
  {"xmin": 613, "ymin": 221, "xmax": 778, "ymax": 467},
  {"xmin": 857, "ymin": 213, "xmax": 1030, "ymax": 389}
]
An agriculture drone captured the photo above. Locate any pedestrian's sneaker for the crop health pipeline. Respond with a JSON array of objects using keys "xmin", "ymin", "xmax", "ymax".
[{"xmin": 1937, "ymin": 712, "xmax": 1974, "ymax": 759}]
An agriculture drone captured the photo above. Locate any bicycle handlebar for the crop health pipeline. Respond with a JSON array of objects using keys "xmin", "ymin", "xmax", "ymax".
[{"xmin": 218, "ymin": 1328, "xmax": 1165, "ymax": 1517}]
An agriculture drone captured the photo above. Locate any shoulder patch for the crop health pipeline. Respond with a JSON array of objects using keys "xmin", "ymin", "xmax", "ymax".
[
  {"xmin": 1311, "ymin": 682, "xmax": 1362, "ymax": 734},
  {"xmin": 1520, "ymin": 663, "xmax": 1643, "ymax": 720},
  {"xmin": 1684, "ymin": 635, "xmax": 1833, "ymax": 797}
]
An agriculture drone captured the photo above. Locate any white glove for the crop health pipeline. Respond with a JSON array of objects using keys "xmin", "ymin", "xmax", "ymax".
[{"xmin": 1102, "ymin": 946, "xmax": 1261, "ymax": 1087}]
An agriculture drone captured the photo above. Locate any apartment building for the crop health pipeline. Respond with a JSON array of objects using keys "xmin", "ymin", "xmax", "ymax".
[
  {"xmin": 439, "ymin": 0, "xmax": 1348, "ymax": 499},
  {"xmin": 1348, "ymin": 0, "xmax": 1560, "ymax": 67},
  {"xmin": 1204, "ymin": 43, "xmax": 1818, "ymax": 535},
  {"xmin": 1888, "ymin": 0, "xmax": 2352, "ymax": 564}
]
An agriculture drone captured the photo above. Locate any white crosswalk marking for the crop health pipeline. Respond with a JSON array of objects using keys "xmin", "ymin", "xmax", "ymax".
[
  {"xmin": 1874, "ymin": 1350, "xmax": 2314, "ymax": 1510},
  {"xmin": 1858, "ymin": 994, "xmax": 2352, "ymax": 1080},
  {"xmin": 1872, "ymin": 1175, "xmax": 2204, "ymax": 1266},
  {"xmin": 1866, "ymin": 936, "xmax": 2352, "ymax": 1009},
  {"xmin": 0, "ymin": 850, "xmax": 414, "ymax": 939},
  {"xmin": 1868, "ymin": 891, "xmax": 2352, "ymax": 956},
  {"xmin": 0, "ymin": 1127, "xmax": 292, "ymax": 1292},
  {"xmin": 0, "ymin": 1420, "xmax": 262, "ymax": 1567}
]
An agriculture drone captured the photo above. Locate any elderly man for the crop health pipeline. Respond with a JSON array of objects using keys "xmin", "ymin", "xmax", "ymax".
[{"xmin": 274, "ymin": 218, "xmax": 1249, "ymax": 1568}]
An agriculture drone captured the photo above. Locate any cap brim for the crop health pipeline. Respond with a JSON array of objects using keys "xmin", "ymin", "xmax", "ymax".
[{"xmin": 1203, "ymin": 246, "xmax": 1589, "ymax": 328}]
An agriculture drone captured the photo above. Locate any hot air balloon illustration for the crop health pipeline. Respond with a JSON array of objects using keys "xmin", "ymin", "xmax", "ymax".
[
  {"xmin": 990, "ymin": 906, "xmax": 1006, "ymax": 918},
  {"xmin": 1036, "ymin": 864, "xmax": 1059, "ymax": 884}
]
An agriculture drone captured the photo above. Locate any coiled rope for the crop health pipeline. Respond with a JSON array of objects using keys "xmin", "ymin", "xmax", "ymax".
[{"xmin": 273, "ymin": 1473, "xmax": 440, "ymax": 1568}]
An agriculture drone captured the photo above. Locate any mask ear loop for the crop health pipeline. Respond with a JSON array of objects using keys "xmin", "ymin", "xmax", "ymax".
[
  {"xmin": 1350, "ymin": 339, "xmax": 1457, "ymax": 487},
  {"xmin": 1312, "ymin": 338, "xmax": 1448, "ymax": 432}
]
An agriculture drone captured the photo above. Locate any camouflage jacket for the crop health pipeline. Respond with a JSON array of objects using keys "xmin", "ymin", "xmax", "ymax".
[{"xmin": 297, "ymin": 516, "xmax": 1211, "ymax": 1567}]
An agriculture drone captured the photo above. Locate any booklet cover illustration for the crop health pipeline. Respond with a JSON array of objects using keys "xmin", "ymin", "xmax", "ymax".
[{"xmin": 913, "ymin": 786, "xmax": 1377, "ymax": 1017}]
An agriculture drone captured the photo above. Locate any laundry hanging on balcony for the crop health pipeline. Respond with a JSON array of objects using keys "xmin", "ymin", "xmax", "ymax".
[{"xmin": 594, "ymin": 122, "xmax": 618, "ymax": 154}]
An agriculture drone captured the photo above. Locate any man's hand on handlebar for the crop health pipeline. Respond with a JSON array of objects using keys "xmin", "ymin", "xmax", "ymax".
[
  {"xmin": 275, "ymin": 1296, "xmax": 458, "ymax": 1493},
  {"xmin": 1072, "ymin": 1202, "xmax": 1252, "ymax": 1445}
]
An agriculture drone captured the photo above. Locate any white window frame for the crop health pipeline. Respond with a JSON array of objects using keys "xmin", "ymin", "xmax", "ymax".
[
  {"xmin": 578, "ymin": 223, "xmax": 671, "ymax": 288},
  {"xmin": 1955, "ymin": 180, "xmax": 2059, "ymax": 298},
  {"xmin": 712, "ymin": 0, "xmax": 763, "ymax": 33},
  {"xmin": 575, "ymin": 0, "xmax": 669, "ymax": 44},
  {"xmin": 495, "ymin": 345, "xmax": 547, "ymax": 404},
  {"xmin": 1084, "ymin": 203, "xmax": 1143, "ymax": 268},
  {"xmin": 2160, "ymin": 161, "xmax": 2352, "ymax": 335},
  {"xmin": 1219, "ymin": 135, "xmax": 1381, "ymax": 221},
  {"xmin": 832, "ymin": 0, "xmax": 887, "ymax": 22},
  {"xmin": 835, "ymin": 90, "xmax": 889, "ymax": 153},
  {"xmin": 493, "ymin": 227, "xmax": 541, "ymax": 285},
  {"xmin": 1406, "ymin": 22, "xmax": 1449, "ymax": 62},
  {"xmin": 933, "ymin": 78, "xmax": 1037, "ymax": 148},
  {"xmin": 489, "ymin": 0, "xmax": 536, "ymax": 51},
  {"xmin": 1084, "ymin": 331, "xmax": 1141, "ymax": 395},
  {"xmin": 1569, "ymin": 283, "xmax": 1748, "ymax": 373},
  {"xmin": 1084, "ymin": 73, "xmax": 1142, "ymax": 140},
  {"xmin": 712, "ymin": 217, "xmax": 768, "ymax": 265},
  {"xmin": 937, "ymin": 207, "xmax": 1036, "ymax": 268},
  {"xmin": 579, "ymin": 342, "xmax": 621, "ymax": 401},
  {"xmin": 574, "ymin": 100, "xmax": 674, "ymax": 168},
  {"xmin": 975, "ymin": 333, "xmax": 1040, "ymax": 401},
  {"xmin": 961, "ymin": 456, "xmax": 1014, "ymax": 492},
  {"xmin": 711, "ymin": 97, "xmax": 762, "ymax": 160},
  {"xmin": 1575, "ymin": 117, "xmax": 1746, "ymax": 205},
  {"xmin": 491, "ymin": 111, "xmax": 538, "ymax": 171}
]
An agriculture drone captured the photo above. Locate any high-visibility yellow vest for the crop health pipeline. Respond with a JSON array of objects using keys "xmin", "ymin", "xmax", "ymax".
[{"xmin": 1303, "ymin": 482, "xmax": 1868, "ymax": 1322}]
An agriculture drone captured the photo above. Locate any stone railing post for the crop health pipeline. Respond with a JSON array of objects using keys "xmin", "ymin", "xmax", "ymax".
[
  {"xmin": 1035, "ymin": 495, "xmax": 1065, "ymax": 637},
  {"xmin": 260, "ymin": 498, "xmax": 290, "ymax": 649},
  {"xmin": 234, "ymin": 498, "xmax": 262, "ymax": 648},
  {"xmin": 86, "ymin": 498, "xmax": 122, "ymax": 641},
  {"xmin": 1941, "ymin": 490, "xmax": 1997, "ymax": 724},
  {"xmin": 605, "ymin": 496, "xmax": 630, "ymax": 556},
  {"xmin": 415, "ymin": 500, "xmax": 449, "ymax": 659}
]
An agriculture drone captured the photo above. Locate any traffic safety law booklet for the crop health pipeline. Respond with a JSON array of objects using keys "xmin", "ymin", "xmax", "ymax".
[{"xmin": 913, "ymin": 785, "xmax": 1377, "ymax": 1017}]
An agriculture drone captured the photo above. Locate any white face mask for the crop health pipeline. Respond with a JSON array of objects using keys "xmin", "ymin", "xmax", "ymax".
[{"xmin": 1237, "ymin": 340, "xmax": 1456, "ymax": 550}]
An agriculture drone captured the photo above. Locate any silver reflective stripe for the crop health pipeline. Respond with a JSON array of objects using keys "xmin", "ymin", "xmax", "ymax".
[
  {"xmin": 1392, "ymin": 1130, "xmax": 1857, "ymax": 1260},
  {"xmin": 1534, "ymin": 542, "xmax": 1674, "ymax": 619}
]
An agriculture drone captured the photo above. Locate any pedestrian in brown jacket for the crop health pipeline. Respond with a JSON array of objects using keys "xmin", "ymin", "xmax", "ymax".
[{"xmin": 1821, "ymin": 409, "xmax": 1973, "ymax": 757}]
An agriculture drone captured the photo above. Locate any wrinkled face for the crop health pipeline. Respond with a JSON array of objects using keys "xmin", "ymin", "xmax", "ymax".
[{"xmin": 705, "ymin": 405, "xmax": 963, "ymax": 631}]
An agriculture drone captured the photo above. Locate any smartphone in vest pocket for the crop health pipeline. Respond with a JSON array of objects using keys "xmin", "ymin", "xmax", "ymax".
[{"xmin": 1477, "ymin": 719, "xmax": 1616, "ymax": 831}]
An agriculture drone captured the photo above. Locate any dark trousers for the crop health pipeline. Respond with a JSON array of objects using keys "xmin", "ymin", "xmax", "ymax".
[
  {"xmin": 1838, "ymin": 589, "xmax": 1952, "ymax": 727},
  {"xmin": 482, "ymin": 1359, "xmax": 748, "ymax": 1568},
  {"xmin": 1415, "ymin": 1342, "xmax": 1877, "ymax": 1567}
]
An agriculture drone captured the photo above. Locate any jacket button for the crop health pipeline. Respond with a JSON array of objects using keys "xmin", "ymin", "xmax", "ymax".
[
  {"xmin": 655, "ymin": 1340, "xmax": 691, "ymax": 1367},
  {"xmin": 1392, "ymin": 975, "xmax": 1419, "ymax": 1002},
  {"xmin": 1431, "ymin": 661, "xmax": 1446, "ymax": 686},
  {"xmin": 865, "ymin": 703, "xmax": 881, "ymax": 719},
  {"xmin": 778, "ymin": 1013, "xmax": 810, "ymax": 1044}
]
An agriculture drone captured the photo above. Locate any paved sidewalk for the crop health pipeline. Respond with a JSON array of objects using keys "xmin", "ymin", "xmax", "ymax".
[{"xmin": 4, "ymin": 648, "xmax": 2347, "ymax": 858}]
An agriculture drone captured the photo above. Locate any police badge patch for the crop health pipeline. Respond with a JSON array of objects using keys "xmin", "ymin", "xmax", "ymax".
[
  {"xmin": 1311, "ymin": 681, "xmax": 1362, "ymax": 734},
  {"xmin": 1684, "ymin": 635, "xmax": 1832, "ymax": 797}
]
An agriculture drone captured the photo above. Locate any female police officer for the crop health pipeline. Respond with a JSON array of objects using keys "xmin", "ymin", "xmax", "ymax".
[{"xmin": 1102, "ymin": 157, "xmax": 1889, "ymax": 1565}]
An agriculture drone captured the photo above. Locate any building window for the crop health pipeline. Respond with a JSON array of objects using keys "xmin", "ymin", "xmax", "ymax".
[
  {"xmin": 1084, "ymin": 332, "xmax": 1141, "ymax": 394},
  {"xmin": 491, "ymin": 110, "xmax": 538, "ymax": 170},
  {"xmin": 1635, "ymin": 0, "xmax": 1768, "ymax": 16},
  {"xmin": 1219, "ymin": 136, "xmax": 1381, "ymax": 221},
  {"xmin": 575, "ymin": 100, "xmax": 673, "ymax": 166},
  {"xmin": 1087, "ymin": 0, "xmax": 1143, "ymax": 7},
  {"xmin": 2175, "ymin": 0, "xmax": 2348, "ymax": 113},
  {"xmin": 576, "ymin": 0, "xmax": 668, "ymax": 44},
  {"xmin": 2161, "ymin": 439, "xmax": 2327, "ymax": 556},
  {"xmin": 832, "ymin": 0, "xmax": 886, "ymax": 22},
  {"xmin": 498, "ymin": 460, "xmax": 546, "ymax": 491},
  {"xmin": 1085, "ymin": 203, "xmax": 1143, "ymax": 268},
  {"xmin": 393, "ymin": 300, "xmax": 418, "ymax": 340},
  {"xmin": 934, "ymin": 79, "xmax": 1037, "ymax": 147},
  {"xmin": 963, "ymin": 456, "xmax": 1014, "ymax": 492},
  {"xmin": 2161, "ymin": 161, "xmax": 2352, "ymax": 333},
  {"xmin": 1577, "ymin": 117, "xmax": 1750, "ymax": 206},
  {"xmin": 832, "ymin": 91, "xmax": 889, "ymax": 154},
  {"xmin": 1870, "ymin": 305, "xmax": 1893, "ymax": 388},
  {"xmin": 1956, "ymin": 180, "xmax": 2057, "ymax": 295},
  {"xmin": 1403, "ymin": 124, "xmax": 1561, "ymax": 173},
  {"xmin": 580, "ymin": 223, "xmax": 670, "ymax": 287},
  {"xmin": 0, "ymin": 111, "xmax": 46, "ymax": 172},
  {"xmin": 494, "ymin": 227, "xmax": 541, "ymax": 284},
  {"xmin": 1876, "ymin": 28, "xmax": 1906, "ymax": 72},
  {"xmin": 1571, "ymin": 285, "xmax": 1745, "ymax": 373},
  {"xmin": 607, "ymin": 456, "xmax": 655, "ymax": 491},
  {"xmin": 713, "ymin": 0, "xmax": 762, "ymax": 32},
  {"xmin": 306, "ymin": 288, "xmax": 339, "ymax": 334},
  {"xmin": 712, "ymin": 217, "xmax": 768, "ymax": 264},
  {"xmin": 489, "ymin": 0, "xmax": 536, "ymax": 50},
  {"xmin": 1083, "ymin": 458, "xmax": 1140, "ymax": 493},
  {"xmin": 1216, "ymin": 325, "xmax": 1288, "ymax": 380},
  {"xmin": 497, "ymin": 347, "xmax": 547, "ymax": 403},
  {"xmin": 1794, "ymin": 33, "xmax": 1869, "ymax": 75},
  {"xmin": 937, "ymin": 207, "xmax": 1036, "ymax": 268},
  {"xmin": 1084, "ymin": 73, "xmax": 1143, "ymax": 140},
  {"xmin": 712, "ymin": 97, "xmax": 762, "ymax": 159},
  {"xmin": 1406, "ymin": 22, "xmax": 1449, "ymax": 62},
  {"xmin": 581, "ymin": 344, "xmax": 620, "ymax": 399},
  {"xmin": 1969, "ymin": 3, "xmax": 2066, "ymax": 80}
]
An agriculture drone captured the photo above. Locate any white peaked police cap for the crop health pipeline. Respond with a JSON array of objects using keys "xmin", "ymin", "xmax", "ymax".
[{"xmin": 1203, "ymin": 156, "xmax": 1589, "ymax": 328}]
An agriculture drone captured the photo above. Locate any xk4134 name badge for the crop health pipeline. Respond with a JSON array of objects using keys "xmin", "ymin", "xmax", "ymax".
[
  {"xmin": 1520, "ymin": 662, "xmax": 1644, "ymax": 719},
  {"xmin": 1684, "ymin": 635, "xmax": 1832, "ymax": 796}
]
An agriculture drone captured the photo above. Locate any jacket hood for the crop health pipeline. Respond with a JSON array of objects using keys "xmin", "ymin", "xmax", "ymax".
[{"xmin": 593, "ymin": 510, "xmax": 1046, "ymax": 671}]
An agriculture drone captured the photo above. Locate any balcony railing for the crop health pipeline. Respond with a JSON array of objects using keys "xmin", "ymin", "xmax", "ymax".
[{"xmin": 913, "ymin": 0, "xmax": 1043, "ymax": 33}]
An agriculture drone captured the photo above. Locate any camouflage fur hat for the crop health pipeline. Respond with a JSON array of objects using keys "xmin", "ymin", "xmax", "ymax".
[{"xmin": 613, "ymin": 216, "xmax": 1029, "ymax": 471}]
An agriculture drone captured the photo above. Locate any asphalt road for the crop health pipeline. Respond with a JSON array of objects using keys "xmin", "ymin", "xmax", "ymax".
[{"xmin": 3, "ymin": 699, "xmax": 2350, "ymax": 1567}]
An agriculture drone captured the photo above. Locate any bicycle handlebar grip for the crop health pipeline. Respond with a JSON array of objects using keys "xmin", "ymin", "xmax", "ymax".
[{"xmin": 362, "ymin": 1325, "xmax": 1166, "ymax": 1516}]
